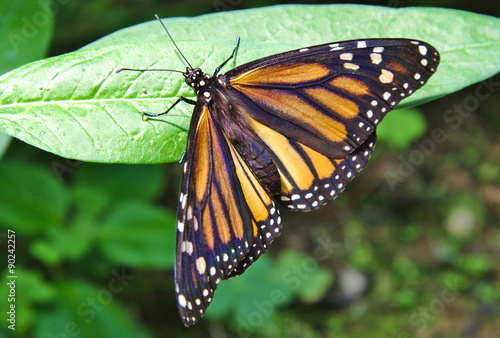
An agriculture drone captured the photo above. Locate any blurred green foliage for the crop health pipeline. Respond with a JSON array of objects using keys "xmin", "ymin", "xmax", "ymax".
[{"xmin": 0, "ymin": 0, "xmax": 499, "ymax": 337}]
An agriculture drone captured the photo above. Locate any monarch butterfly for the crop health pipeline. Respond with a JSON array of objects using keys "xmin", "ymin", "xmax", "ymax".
[{"xmin": 117, "ymin": 15, "xmax": 439, "ymax": 326}]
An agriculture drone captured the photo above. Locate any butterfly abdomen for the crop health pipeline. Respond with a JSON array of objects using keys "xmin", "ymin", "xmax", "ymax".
[{"xmin": 235, "ymin": 140, "xmax": 281, "ymax": 195}]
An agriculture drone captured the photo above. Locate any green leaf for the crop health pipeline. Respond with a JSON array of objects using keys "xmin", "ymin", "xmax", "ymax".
[
  {"xmin": 74, "ymin": 163, "xmax": 167, "ymax": 201},
  {"xmin": 0, "ymin": 161, "xmax": 67, "ymax": 235},
  {"xmin": 31, "ymin": 224, "xmax": 94, "ymax": 265},
  {"xmin": 34, "ymin": 280, "xmax": 150, "ymax": 338},
  {"xmin": 274, "ymin": 249, "xmax": 334, "ymax": 303},
  {"xmin": 377, "ymin": 107, "xmax": 427, "ymax": 149},
  {"xmin": 0, "ymin": 132, "xmax": 12, "ymax": 159},
  {"xmin": 0, "ymin": 0, "xmax": 54, "ymax": 75},
  {"xmin": 208, "ymin": 255, "xmax": 294, "ymax": 327},
  {"xmin": 0, "ymin": 5, "xmax": 499, "ymax": 163},
  {"xmin": 98, "ymin": 201, "xmax": 176, "ymax": 268},
  {"xmin": 209, "ymin": 249, "xmax": 334, "ymax": 327},
  {"xmin": 457, "ymin": 254, "xmax": 493, "ymax": 277},
  {"xmin": 0, "ymin": 0, "xmax": 54, "ymax": 163}
]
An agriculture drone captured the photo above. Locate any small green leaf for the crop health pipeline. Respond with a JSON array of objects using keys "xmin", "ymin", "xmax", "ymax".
[
  {"xmin": 377, "ymin": 108, "xmax": 427, "ymax": 149},
  {"xmin": 98, "ymin": 201, "xmax": 176, "ymax": 268},
  {"xmin": 457, "ymin": 254, "xmax": 492, "ymax": 277},
  {"xmin": 31, "ymin": 225, "xmax": 93, "ymax": 265},
  {"xmin": 275, "ymin": 250, "xmax": 334, "ymax": 303},
  {"xmin": 34, "ymin": 280, "xmax": 149, "ymax": 337},
  {"xmin": 74, "ymin": 163, "xmax": 167, "ymax": 201},
  {"xmin": 0, "ymin": 5, "xmax": 499, "ymax": 163},
  {"xmin": 0, "ymin": 161, "xmax": 67, "ymax": 235},
  {"xmin": 208, "ymin": 255, "xmax": 294, "ymax": 327}
]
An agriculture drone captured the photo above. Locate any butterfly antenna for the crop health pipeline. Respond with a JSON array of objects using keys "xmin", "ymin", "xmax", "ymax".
[
  {"xmin": 155, "ymin": 14, "xmax": 193, "ymax": 70},
  {"xmin": 115, "ymin": 68, "xmax": 185, "ymax": 74}
]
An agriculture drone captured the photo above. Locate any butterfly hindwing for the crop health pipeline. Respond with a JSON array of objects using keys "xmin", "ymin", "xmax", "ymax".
[{"xmin": 242, "ymin": 115, "xmax": 377, "ymax": 211}]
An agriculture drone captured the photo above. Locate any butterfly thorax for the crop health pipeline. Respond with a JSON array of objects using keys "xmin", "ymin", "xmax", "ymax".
[{"xmin": 183, "ymin": 67, "xmax": 211, "ymax": 93}]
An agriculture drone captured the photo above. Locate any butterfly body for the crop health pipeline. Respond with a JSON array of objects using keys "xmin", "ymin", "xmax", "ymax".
[{"xmin": 124, "ymin": 27, "xmax": 439, "ymax": 326}]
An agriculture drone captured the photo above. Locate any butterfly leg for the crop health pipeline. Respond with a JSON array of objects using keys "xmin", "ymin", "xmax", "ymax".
[
  {"xmin": 142, "ymin": 96, "xmax": 196, "ymax": 120},
  {"xmin": 142, "ymin": 96, "xmax": 196, "ymax": 163},
  {"xmin": 213, "ymin": 36, "xmax": 240, "ymax": 77}
]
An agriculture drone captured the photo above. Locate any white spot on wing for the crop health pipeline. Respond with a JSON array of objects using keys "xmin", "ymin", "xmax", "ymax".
[
  {"xmin": 329, "ymin": 43, "xmax": 343, "ymax": 51},
  {"xmin": 370, "ymin": 53, "xmax": 382, "ymax": 64},
  {"xmin": 344, "ymin": 63, "xmax": 360, "ymax": 71},
  {"xmin": 340, "ymin": 53, "xmax": 353, "ymax": 61},
  {"xmin": 178, "ymin": 295, "xmax": 187, "ymax": 307},
  {"xmin": 181, "ymin": 241, "xmax": 194, "ymax": 255},
  {"xmin": 357, "ymin": 41, "xmax": 367, "ymax": 48},
  {"xmin": 196, "ymin": 257, "xmax": 206, "ymax": 275},
  {"xmin": 379, "ymin": 69, "xmax": 394, "ymax": 83}
]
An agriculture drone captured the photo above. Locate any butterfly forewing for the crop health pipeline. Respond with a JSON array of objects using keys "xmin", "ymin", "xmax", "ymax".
[
  {"xmin": 228, "ymin": 39, "xmax": 439, "ymax": 157},
  {"xmin": 175, "ymin": 103, "xmax": 281, "ymax": 326},
  {"xmin": 169, "ymin": 37, "xmax": 439, "ymax": 326}
]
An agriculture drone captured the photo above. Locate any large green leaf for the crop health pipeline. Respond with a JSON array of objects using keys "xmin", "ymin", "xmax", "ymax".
[
  {"xmin": 98, "ymin": 201, "xmax": 177, "ymax": 268},
  {"xmin": 0, "ymin": 0, "xmax": 55, "ymax": 159},
  {"xmin": 0, "ymin": 5, "xmax": 499, "ymax": 163}
]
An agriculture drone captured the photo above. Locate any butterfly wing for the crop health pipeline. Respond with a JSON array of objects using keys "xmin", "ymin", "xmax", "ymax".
[
  {"xmin": 175, "ymin": 102, "xmax": 281, "ymax": 326},
  {"xmin": 224, "ymin": 38, "xmax": 439, "ymax": 209}
]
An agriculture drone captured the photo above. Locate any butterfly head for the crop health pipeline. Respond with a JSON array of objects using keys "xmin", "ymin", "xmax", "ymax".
[{"xmin": 184, "ymin": 67, "xmax": 211, "ymax": 92}]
